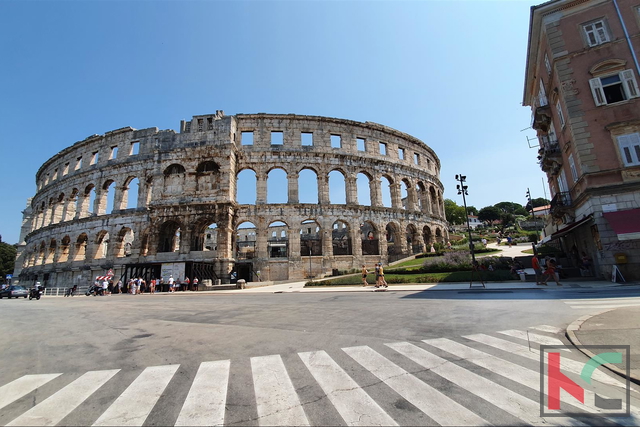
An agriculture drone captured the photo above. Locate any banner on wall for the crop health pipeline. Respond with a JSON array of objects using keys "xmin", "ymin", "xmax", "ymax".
[{"xmin": 161, "ymin": 263, "xmax": 186, "ymax": 281}]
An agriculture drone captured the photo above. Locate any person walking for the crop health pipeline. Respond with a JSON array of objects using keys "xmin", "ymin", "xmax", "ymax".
[
  {"xmin": 168, "ymin": 275, "xmax": 175, "ymax": 292},
  {"xmin": 531, "ymin": 256, "xmax": 543, "ymax": 285},
  {"xmin": 192, "ymin": 277, "xmax": 198, "ymax": 291},
  {"xmin": 541, "ymin": 257, "xmax": 562, "ymax": 286},
  {"xmin": 361, "ymin": 265, "xmax": 369, "ymax": 286}
]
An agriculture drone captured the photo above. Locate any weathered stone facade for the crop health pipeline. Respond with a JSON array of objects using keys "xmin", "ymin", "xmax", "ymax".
[{"xmin": 15, "ymin": 112, "xmax": 447, "ymax": 287}]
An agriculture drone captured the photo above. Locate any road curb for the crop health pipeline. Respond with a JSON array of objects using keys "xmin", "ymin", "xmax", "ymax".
[{"xmin": 565, "ymin": 309, "xmax": 640, "ymax": 386}]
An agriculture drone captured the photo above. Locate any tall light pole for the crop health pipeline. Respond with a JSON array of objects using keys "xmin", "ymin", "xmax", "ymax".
[
  {"xmin": 526, "ymin": 188, "xmax": 534, "ymax": 219},
  {"xmin": 455, "ymin": 174, "xmax": 476, "ymax": 263}
]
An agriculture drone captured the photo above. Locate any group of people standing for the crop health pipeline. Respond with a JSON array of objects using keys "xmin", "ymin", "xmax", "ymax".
[
  {"xmin": 95, "ymin": 275, "xmax": 200, "ymax": 295},
  {"xmin": 361, "ymin": 263, "xmax": 388, "ymax": 288}
]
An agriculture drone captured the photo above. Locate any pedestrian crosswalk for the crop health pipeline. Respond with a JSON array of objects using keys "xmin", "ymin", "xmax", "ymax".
[
  {"xmin": 0, "ymin": 325, "xmax": 636, "ymax": 426},
  {"xmin": 562, "ymin": 296, "xmax": 640, "ymax": 310}
]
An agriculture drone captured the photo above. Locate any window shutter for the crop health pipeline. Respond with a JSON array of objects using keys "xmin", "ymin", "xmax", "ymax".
[
  {"xmin": 617, "ymin": 133, "xmax": 640, "ymax": 166},
  {"xmin": 584, "ymin": 24, "xmax": 597, "ymax": 46},
  {"xmin": 595, "ymin": 22, "xmax": 608, "ymax": 43},
  {"xmin": 589, "ymin": 78, "xmax": 606, "ymax": 106},
  {"xmin": 621, "ymin": 70, "xmax": 639, "ymax": 99}
]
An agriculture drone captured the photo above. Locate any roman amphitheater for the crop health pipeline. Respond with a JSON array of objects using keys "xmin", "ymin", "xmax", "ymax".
[{"xmin": 14, "ymin": 111, "xmax": 448, "ymax": 288}]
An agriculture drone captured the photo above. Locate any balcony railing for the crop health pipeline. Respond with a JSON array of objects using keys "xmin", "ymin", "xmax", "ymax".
[{"xmin": 550, "ymin": 192, "xmax": 572, "ymax": 218}]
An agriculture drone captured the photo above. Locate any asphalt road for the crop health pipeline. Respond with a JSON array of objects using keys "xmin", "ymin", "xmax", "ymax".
[{"xmin": 1, "ymin": 286, "xmax": 639, "ymax": 426}]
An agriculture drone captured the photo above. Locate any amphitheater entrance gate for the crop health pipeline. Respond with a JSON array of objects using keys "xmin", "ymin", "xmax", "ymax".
[{"xmin": 235, "ymin": 262, "xmax": 253, "ymax": 282}]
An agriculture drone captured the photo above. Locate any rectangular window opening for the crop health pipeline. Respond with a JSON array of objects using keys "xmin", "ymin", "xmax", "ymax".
[
  {"xmin": 75, "ymin": 157, "xmax": 82, "ymax": 170},
  {"xmin": 63, "ymin": 163, "xmax": 69, "ymax": 176},
  {"xmin": 90, "ymin": 151, "xmax": 99, "ymax": 165},
  {"xmin": 271, "ymin": 131, "xmax": 284, "ymax": 145},
  {"xmin": 398, "ymin": 147, "xmax": 405, "ymax": 160},
  {"xmin": 583, "ymin": 20, "xmax": 609, "ymax": 47},
  {"xmin": 110, "ymin": 146, "xmax": 118, "ymax": 160},
  {"xmin": 379, "ymin": 142, "xmax": 387, "ymax": 156},
  {"xmin": 617, "ymin": 133, "xmax": 640, "ymax": 167},
  {"xmin": 198, "ymin": 119, "xmax": 204, "ymax": 132},
  {"xmin": 357, "ymin": 138, "xmax": 366, "ymax": 151},
  {"xmin": 301, "ymin": 132, "xmax": 313, "ymax": 146},
  {"xmin": 414, "ymin": 153, "xmax": 420, "ymax": 165},
  {"xmin": 207, "ymin": 117, "xmax": 213, "ymax": 130},
  {"xmin": 241, "ymin": 131, "xmax": 254, "ymax": 146},
  {"xmin": 331, "ymin": 134, "xmax": 341, "ymax": 149},
  {"xmin": 130, "ymin": 142, "xmax": 139, "ymax": 156}
]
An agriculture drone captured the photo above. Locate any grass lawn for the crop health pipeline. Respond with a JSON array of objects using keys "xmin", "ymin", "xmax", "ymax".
[{"xmin": 306, "ymin": 270, "xmax": 513, "ymax": 286}]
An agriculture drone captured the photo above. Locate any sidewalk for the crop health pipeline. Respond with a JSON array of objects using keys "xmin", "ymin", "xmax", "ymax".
[{"xmin": 566, "ymin": 305, "xmax": 640, "ymax": 384}]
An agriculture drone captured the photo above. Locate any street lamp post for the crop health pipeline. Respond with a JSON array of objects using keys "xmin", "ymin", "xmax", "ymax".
[{"xmin": 455, "ymin": 174, "xmax": 476, "ymax": 264}]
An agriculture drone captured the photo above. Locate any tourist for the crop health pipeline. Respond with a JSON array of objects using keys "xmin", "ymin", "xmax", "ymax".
[
  {"xmin": 192, "ymin": 277, "xmax": 198, "ymax": 291},
  {"xmin": 378, "ymin": 263, "xmax": 388, "ymax": 288},
  {"xmin": 168, "ymin": 275, "xmax": 174, "ymax": 292},
  {"xmin": 361, "ymin": 264, "xmax": 368, "ymax": 286},
  {"xmin": 184, "ymin": 276, "xmax": 190, "ymax": 291},
  {"xmin": 532, "ymin": 256, "xmax": 543, "ymax": 285},
  {"xmin": 541, "ymin": 257, "xmax": 562, "ymax": 286}
]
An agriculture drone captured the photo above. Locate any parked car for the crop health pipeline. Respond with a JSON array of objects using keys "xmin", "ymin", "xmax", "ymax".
[{"xmin": 0, "ymin": 285, "xmax": 29, "ymax": 299}]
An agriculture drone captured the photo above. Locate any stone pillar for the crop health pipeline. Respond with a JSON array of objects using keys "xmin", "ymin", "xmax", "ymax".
[
  {"xmin": 321, "ymin": 220, "xmax": 332, "ymax": 258},
  {"xmin": 391, "ymin": 183, "xmax": 402, "ymax": 209},
  {"xmin": 95, "ymin": 189, "xmax": 107, "ymax": 215},
  {"xmin": 114, "ymin": 185, "xmax": 126, "ymax": 211},
  {"xmin": 407, "ymin": 184, "xmax": 418, "ymax": 212},
  {"xmin": 289, "ymin": 224, "xmax": 301, "ymax": 261},
  {"xmin": 416, "ymin": 229, "xmax": 426, "ymax": 253},
  {"xmin": 351, "ymin": 226, "xmax": 362, "ymax": 258},
  {"xmin": 288, "ymin": 172, "xmax": 299, "ymax": 204},
  {"xmin": 318, "ymin": 174, "xmax": 330, "ymax": 205},
  {"xmin": 255, "ymin": 223, "xmax": 268, "ymax": 259},
  {"xmin": 256, "ymin": 174, "xmax": 267, "ymax": 205},
  {"xmin": 346, "ymin": 175, "xmax": 358, "ymax": 205},
  {"xmin": 370, "ymin": 176, "xmax": 382, "ymax": 207}
]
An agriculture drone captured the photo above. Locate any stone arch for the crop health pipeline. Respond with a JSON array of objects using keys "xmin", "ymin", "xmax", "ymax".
[
  {"xmin": 52, "ymin": 193, "xmax": 64, "ymax": 224},
  {"xmin": 236, "ymin": 221, "xmax": 257, "ymax": 259},
  {"xmin": 356, "ymin": 172, "xmax": 372, "ymax": 206},
  {"xmin": 94, "ymin": 230, "xmax": 110, "ymax": 259},
  {"xmin": 158, "ymin": 220, "xmax": 182, "ymax": 253},
  {"xmin": 163, "ymin": 163, "xmax": 186, "ymax": 195},
  {"xmin": 416, "ymin": 181, "xmax": 428, "ymax": 213},
  {"xmin": 386, "ymin": 222, "xmax": 403, "ymax": 257},
  {"xmin": 196, "ymin": 160, "xmax": 220, "ymax": 192},
  {"xmin": 268, "ymin": 220, "xmax": 288, "ymax": 258},
  {"xmin": 298, "ymin": 168, "xmax": 318, "ymax": 204},
  {"xmin": 74, "ymin": 233, "xmax": 88, "ymax": 262},
  {"xmin": 115, "ymin": 227, "xmax": 134, "ymax": 258},
  {"xmin": 429, "ymin": 186, "xmax": 438, "ymax": 216},
  {"xmin": 67, "ymin": 188, "xmax": 79, "ymax": 221},
  {"xmin": 422, "ymin": 226, "xmax": 433, "ymax": 247},
  {"xmin": 190, "ymin": 218, "xmax": 218, "ymax": 252},
  {"xmin": 82, "ymin": 184, "xmax": 96, "ymax": 217},
  {"xmin": 46, "ymin": 239, "xmax": 56, "ymax": 263},
  {"xmin": 361, "ymin": 221, "xmax": 379, "ymax": 255},
  {"xmin": 332, "ymin": 220, "xmax": 351, "ymax": 255},
  {"xmin": 329, "ymin": 169, "xmax": 346, "ymax": 204},
  {"xmin": 236, "ymin": 168, "xmax": 257, "ymax": 205},
  {"xmin": 267, "ymin": 168, "xmax": 288, "ymax": 204},
  {"xmin": 58, "ymin": 235, "xmax": 71, "ymax": 263},
  {"xmin": 121, "ymin": 176, "xmax": 140, "ymax": 210},
  {"xmin": 381, "ymin": 175, "xmax": 393, "ymax": 208},
  {"xmin": 435, "ymin": 227, "xmax": 444, "ymax": 243},
  {"xmin": 300, "ymin": 219, "xmax": 322, "ymax": 256},
  {"xmin": 406, "ymin": 224, "xmax": 421, "ymax": 254},
  {"xmin": 99, "ymin": 179, "xmax": 116, "ymax": 215},
  {"xmin": 37, "ymin": 241, "xmax": 46, "ymax": 265}
]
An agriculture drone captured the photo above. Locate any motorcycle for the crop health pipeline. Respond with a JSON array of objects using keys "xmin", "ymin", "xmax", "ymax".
[
  {"xmin": 85, "ymin": 284, "xmax": 104, "ymax": 296},
  {"xmin": 28, "ymin": 287, "xmax": 43, "ymax": 300}
]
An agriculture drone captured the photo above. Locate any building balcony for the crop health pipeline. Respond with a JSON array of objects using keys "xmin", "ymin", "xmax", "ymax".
[
  {"xmin": 550, "ymin": 192, "xmax": 572, "ymax": 219},
  {"xmin": 531, "ymin": 104, "xmax": 552, "ymax": 132},
  {"xmin": 537, "ymin": 140, "xmax": 561, "ymax": 173}
]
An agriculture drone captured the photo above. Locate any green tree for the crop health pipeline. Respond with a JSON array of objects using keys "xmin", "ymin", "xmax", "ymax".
[
  {"xmin": 467, "ymin": 205, "xmax": 478, "ymax": 216},
  {"xmin": 0, "ymin": 242, "xmax": 17, "ymax": 284},
  {"xmin": 444, "ymin": 199, "xmax": 467, "ymax": 225},
  {"xmin": 478, "ymin": 206, "xmax": 502, "ymax": 225},
  {"xmin": 525, "ymin": 197, "xmax": 551, "ymax": 211},
  {"xmin": 494, "ymin": 201, "xmax": 528, "ymax": 216}
]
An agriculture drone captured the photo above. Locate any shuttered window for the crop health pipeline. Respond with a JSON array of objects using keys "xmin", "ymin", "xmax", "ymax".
[{"xmin": 617, "ymin": 133, "xmax": 640, "ymax": 167}]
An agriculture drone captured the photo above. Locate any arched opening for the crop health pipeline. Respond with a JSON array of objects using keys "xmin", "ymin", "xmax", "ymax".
[
  {"xmin": 236, "ymin": 221, "xmax": 257, "ymax": 259},
  {"xmin": 435, "ymin": 227, "xmax": 444, "ymax": 243},
  {"xmin": 191, "ymin": 221, "xmax": 218, "ymax": 253},
  {"xmin": 52, "ymin": 193, "xmax": 64, "ymax": 224},
  {"xmin": 267, "ymin": 168, "xmax": 288, "ymax": 204},
  {"xmin": 124, "ymin": 177, "xmax": 140, "ymax": 209},
  {"xmin": 115, "ymin": 227, "xmax": 134, "ymax": 257},
  {"xmin": 59, "ymin": 235, "xmax": 70, "ymax": 263},
  {"xmin": 298, "ymin": 168, "xmax": 318, "ymax": 204},
  {"xmin": 86, "ymin": 185, "xmax": 96, "ymax": 216},
  {"xmin": 417, "ymin": 182, "xmax": 427, "ymax": 212},
  {"xmin": 406, "ymin": 224, "xmax": 421, "ymax": 254},
  {"xmin": 37, "ymin": 242, "xmax": 45, "ymax": 265},
  {"xmin": 332, "ymin": 220, "xmax": 351, "ymax": 255},
  {"xmin": 300, "ymin": 220, "xmax": 322, "ymax": 256},
  {"xmin": 268, "ymin": 221, "xmax": 288, "ymax": 258},
  {"xmin": 236, "ymin": 169, "xmax": 257, "ymax": 205},
  {"xmin": 66, "ymin": 189, "xmax": 79, "ymax": 221},
  {"xmin": 361, "ymin": 221, "xmax": 379, "ymax": 255},
  {"xmin": 158, "ymin": 221, "xmax": 182, "ymax": 253},
  {"xmin": 357, "ymin": 173, "xmax": 372, "ymax": 206},
  {"xmin": 95, "ymin": 230, "xmax": 110, "ymax": 259},
  {"xmin": 46, "ymin": 239, "xmax": 56, "ymax": 263},
  {"xmin": 196, "ymin": 161, "xmax": 220, "ymax": 192},
  {"xmin": 74, "ymin": 233, "xmax": 88, "ymax": 262},
  {"xmin": 386, "ymin": 223, "xmax": 402, "ymax": 258},
  {"xmin": 381, "ymin": 176, "xmax": 393, "ymax": 208},
  {"xmin": 423, "ymin": 226, "xmax": 433, "ymax": 247},
  {"xmin": 329, "ymin": 170, "xmax": 346, "ymax": 204},
  {"xmin": 163, "ymin": 163, "xmax": 186, "ymax": 195},
  {"xmin": 430, "ymin": 187, "xmax": 438, "ymax": 216}
]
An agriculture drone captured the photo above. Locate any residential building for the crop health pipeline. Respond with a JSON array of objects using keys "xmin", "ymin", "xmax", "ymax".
[
  {"xmin": 524, "ymin": 0, "xmax": 640, "ymax": 280},
  {"xmin": 468, "ymin": 215, "xmax": 483, "ymax": 229}
]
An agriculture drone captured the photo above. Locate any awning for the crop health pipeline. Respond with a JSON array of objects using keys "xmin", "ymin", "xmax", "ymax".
[
  {"xmin": 603, "ymin": 208, "xmax": 640, "ymax": 241},
  {"xmin": 539, "ymin": 215, "xmax": 594, "ymax": 245}
]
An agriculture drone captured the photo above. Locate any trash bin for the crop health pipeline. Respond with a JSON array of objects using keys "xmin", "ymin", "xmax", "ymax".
[
  {"xmin": 236, "ymin": 279, "xmax": 246, "ymax": 289},
  {"xmin": 518, "ymin": 270, "xmax": 526, "ymax": 282}
]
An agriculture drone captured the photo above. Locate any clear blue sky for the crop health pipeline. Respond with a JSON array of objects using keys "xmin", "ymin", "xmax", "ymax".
[{"xmin": 0, "ymin": 0, "xmax": 545, "ymax": 245}]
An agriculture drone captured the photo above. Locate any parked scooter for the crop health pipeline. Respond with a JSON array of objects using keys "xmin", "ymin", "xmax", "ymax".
[
  {"xmin": 85, "ymin": 284, "xmax": 103, "ymax": 296},
  {"xmin": 28, "ymin": 287, "xmax": 43, "ymax": 300}
]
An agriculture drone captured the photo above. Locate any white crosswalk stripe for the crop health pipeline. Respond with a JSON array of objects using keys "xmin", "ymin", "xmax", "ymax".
[
  {"xmin": 0, "ymin": 374, "xmax": 61, "ymax": 412},
  {"xmin": 563, "ymin": 297, "xmax": 640, "ymax": 310},
  {"xmin": 1, "ymin": 326, "xmax": 634, "ymax": 426},
  {"xmin": 175, "ymin": 360, "xmax": 230, "ymax": 426},
  {"xmin": 7, "ymin": 369, "xmax": 118, "ymax": 426},
  {"xmin": 93, "ymin": 364, "xmax": 179, "ymax": 426},
  {"xmin": 299, "ymin": 350, "xmax": 397, "ymax": 426},
  {"xmin": 343, "ymin": 345, "xmax": 488, "ymax": 426},
  {"xmin": 251, "ymin": 355, "xmax": 309, "ymax": 426}
]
